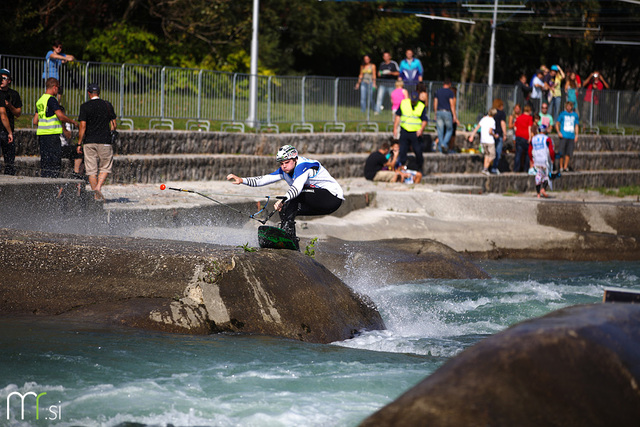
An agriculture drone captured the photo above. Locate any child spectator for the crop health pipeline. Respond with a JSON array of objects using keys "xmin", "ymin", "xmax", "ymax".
[
  {"xmin": 468, "ymin": 108, "xmax": 497, "ymax": 175},
  {"xmin": 389, "ymin": 141, "xmax": 423, "ymax": 184},
  {"xmin": 390, "ymin": 80, "xmax": 408, "ymax": 116},
  {"xmin": 528, "ymin": 124, "xmax": 555, "ymax": 198}
]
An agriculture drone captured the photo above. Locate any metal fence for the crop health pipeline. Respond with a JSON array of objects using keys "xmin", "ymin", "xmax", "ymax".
[{"xmin": 2, "ymin": 54, "xmax": 638, "ymax": 134}]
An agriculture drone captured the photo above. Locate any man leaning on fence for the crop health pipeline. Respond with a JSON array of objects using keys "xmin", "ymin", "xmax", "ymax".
[
  {"xmin": 77, "ymin": 83, "xmax": 117, "ymax": 201},
  {"xmin": 34, "ymin": 78, "xmax": 78, "ymax": 178}
]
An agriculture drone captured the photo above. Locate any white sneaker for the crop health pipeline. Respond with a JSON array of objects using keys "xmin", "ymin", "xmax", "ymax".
[{"xmin": 482, "ymin": 169, "xmax": 490, "ymax": 176}]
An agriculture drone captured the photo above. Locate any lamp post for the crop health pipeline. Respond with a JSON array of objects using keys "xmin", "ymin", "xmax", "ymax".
[
  {"xmin": 486, "ymin": 0, "xmax": 498, "ymax": 111},
  {"xmin": 246, "ymin": 0, "xmax": 259, "ymax": 128}
]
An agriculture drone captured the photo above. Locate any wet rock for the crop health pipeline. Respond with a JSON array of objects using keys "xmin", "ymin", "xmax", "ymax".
[
  {"xmin": 0, "ymin": 228, "xmax": 383, "ymax": 343},
  {"xmin": 360, "ymin": 303, "xmax": 640, "ymax": 427},
  {"xmin": 314, "ymin": 237, "xmax": 490, "ymax": 283}
]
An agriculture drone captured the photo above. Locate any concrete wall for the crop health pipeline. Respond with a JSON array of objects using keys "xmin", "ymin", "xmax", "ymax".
[{"xmin": 14, "ymin": 129, "xmax": 640, "ymax": 156}]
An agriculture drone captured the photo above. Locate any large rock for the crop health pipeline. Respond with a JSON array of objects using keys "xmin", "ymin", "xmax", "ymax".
[
  {"xmin": 360, "ymin": 303, "xmax": 640, "ymax": 427},
  {"xmin": 314, "ymin": 238, "xmax": 490, "ymax": 283},
  {"xmin": 0, "ymin": 228, "xmax": 383, "ymax": 343}
]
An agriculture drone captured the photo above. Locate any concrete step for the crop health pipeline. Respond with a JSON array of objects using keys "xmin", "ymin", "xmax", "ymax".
[
  {"xmin": 422, "ymin": 170, "xmax": 640, "ymax": 194},
  {"xmin": 7, "ymin": 154, "xmax": 640, "ymax": 194},
  {"xmin": 10, "ymin": 150, "xmax": 640, "ymax": 176},
  {"xmin": 13, "ymin": 129, "xmax": 640, "ymax": 157}
]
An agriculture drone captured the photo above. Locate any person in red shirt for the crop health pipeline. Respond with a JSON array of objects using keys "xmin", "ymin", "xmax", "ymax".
[
  {"xmin": 582, "ymin": 71, "xmax": 609, "ymax": 126},
  {"xmin": 513, "ymin": 104, "xmax": 533, "ymax": 173}
]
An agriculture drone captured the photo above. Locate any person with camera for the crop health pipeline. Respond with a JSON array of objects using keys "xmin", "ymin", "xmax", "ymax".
[
  {"xmin": 76, "ymin": 83, "xmax": 117, "ymax": 201},
  {"xmin": 582, "ymin": 71, "xmax": 609, "ymax": 126}
]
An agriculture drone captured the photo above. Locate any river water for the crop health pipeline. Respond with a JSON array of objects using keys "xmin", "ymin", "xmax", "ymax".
[{"xmin": 2, "ymin": 259, "xmax": 639, "ymax": 426}]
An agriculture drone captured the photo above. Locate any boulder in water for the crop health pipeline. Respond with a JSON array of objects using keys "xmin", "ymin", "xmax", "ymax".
[
  {"xmin": 0, "ymin": 228, "xmax": 383, "ymax": 343},
  {"xmin": 360, "ymin": 303, "xmax": 640, "ymax": 426}
]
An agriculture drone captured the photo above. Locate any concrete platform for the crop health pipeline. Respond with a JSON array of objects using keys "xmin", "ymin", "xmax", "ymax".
[{"xmin": 1, "ymin": 176, "xmax": 639, "ymax": 260}]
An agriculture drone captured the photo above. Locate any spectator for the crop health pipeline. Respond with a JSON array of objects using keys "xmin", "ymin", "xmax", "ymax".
[
  {"xmin": 355, "ymin": 55, "xmax": 376, "ymax": 113},
  {"xmin": 555, "ymin": 101, "xmax": 579, "ymax": 173},
  {"xmin": 416, "ymin": 82, "xmax": 436, "ymax": 153},
  {"xmin": 528, "ymin": 124, "xmax": 555, "ymax": 199},
  {"xmin": 398, "ymin": 49, "xmax": 423, "ymax": 84},
  {"xmin": 389, "ymin": 141, "xmax": 423, "ymax": 184},
  {"xmin": 375, "ymin": 52, "xmax": 400, "ymax": 115},
  {"xmin": 538, "ymin": 102, "xmax": 554, "ymax": 130},
  {"xmin": 582, "ymin": 71, "xmax": 609, "ymax": 126},
  {"xmin": 540, "ymin": 65, "xmax": 551, "ymax": 103},
  {"xmin": 491, "ymin": 99, "xmax": 507, "ymax": 174},
  {"xmin": 516, "ymin": 73, "xmax": 533, "ymax": 112},
  {"xmin": 468, "ymin": 108, "xmax": 497, "ymax": 175},
  {"xmin": 434, "ymin": 79, "xmax": 459, "ymax": 154},
  {"xmin": 565, "ymin": 71, "xmax": 580, "ymax": 115},
  {"xmin": 507, "ymin": 103, "xmax": 522, "ymax": 149},
  {"xmin": 33, "ymin": 78, "xmax": 78, "ymax": 178},
  {"xmin": 59, "ymin": 105, "xmax": 84, "ymax": 182},
  {"xmin": 0, "ymin": 68, "xmax": 21, "ymax": 175},
  {"xmin": 513, "ymin": 104, "xmax": 533, "ymax": 173},
  {"xmin": 530, "ymin": 70, "xmax": 545, "ymax": 113},
  {"xmin": 548, "ymin": 65, "xmax": 565, "ymax": 120},
  {"xmin": 43, "ymin": 41, "xmax": 75, "ymax": 101},
  {"xmin": 390, "ymin": 80, "xmax": 408, "ymax": 116},
  {"xmin": 364, "ymin": 142, "xmax": 400, "ymax": 182},
  {"xmin": 393, "ymin": 91, "xmax": 427, "ymax": 173},
  {"xmin": 77, "ymin": 83, "xmax": 117, "ymax": 201}
]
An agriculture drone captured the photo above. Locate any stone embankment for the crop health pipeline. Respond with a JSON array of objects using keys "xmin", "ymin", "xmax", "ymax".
[{"xmin": 9, "ymin": 130, "xmax": 640, "ymax": 193}]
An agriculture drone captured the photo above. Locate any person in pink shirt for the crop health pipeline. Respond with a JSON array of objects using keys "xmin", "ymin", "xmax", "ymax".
[{"xmin": 390, "ymin": 80, "xmax": 409, "ymax": 116}]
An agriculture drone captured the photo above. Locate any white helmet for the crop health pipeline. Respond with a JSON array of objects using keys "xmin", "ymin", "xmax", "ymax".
[{"xmin": 276, "ymin": 145, "xmax": 298, "ymax": 162}]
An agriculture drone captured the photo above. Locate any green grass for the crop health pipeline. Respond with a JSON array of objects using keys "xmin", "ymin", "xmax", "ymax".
[{"xmin": 588, "ymin": 185, "xmax": 640, "ymax": 197}]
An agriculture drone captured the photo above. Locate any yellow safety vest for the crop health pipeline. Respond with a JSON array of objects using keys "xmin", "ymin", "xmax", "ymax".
[
  {"xmin": 399, "ymin": 98, "xmax": 425, "ymax": 132},
  {"xmin": 36, "ymin": 94, "xmax": 62, "ymax": 135}
]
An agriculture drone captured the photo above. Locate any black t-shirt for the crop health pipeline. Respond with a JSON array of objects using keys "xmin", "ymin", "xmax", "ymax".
[
  {"xmin": 0, "ymin": 88, "xmax": 23, "ymax": 132},
  {"xmin": 78, "ymin": 98, "xmax": 116, "ymax": 144},
  {"xmin": 494, "ymin": 109, "xmax": 507, "ymax": 137},
  {"xmin": 364, "ymin": 151, "xmax": 387, "ymax": 180},
  {"xmin": 378, "ymin": 60, "xmax": 399, "ymax": 81}
]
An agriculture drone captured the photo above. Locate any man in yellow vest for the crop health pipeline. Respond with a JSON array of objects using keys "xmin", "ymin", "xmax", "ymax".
[
  {"xmin": 392, "ymin": 91, "xmax": 428, "ymax": 174},
  {"xmin": 33, "ymin": 78, "xmax": 78, "ymax": 178}
]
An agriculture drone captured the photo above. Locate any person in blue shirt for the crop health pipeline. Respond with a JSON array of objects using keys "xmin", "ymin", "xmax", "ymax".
[
  {"xmin": 555, "ymin": 101, "xmax": 580, "ymax": 173},
  {"xmin": 43, "ymin": 41, "xmax": 75, "ymax": 100},
  {"xmin": 398, "ymin": 49, "xmax": 423, "ymax": 84},
  {"xmin": 227, "ymin": 145, "xmax": 344, "ymax": 250}
]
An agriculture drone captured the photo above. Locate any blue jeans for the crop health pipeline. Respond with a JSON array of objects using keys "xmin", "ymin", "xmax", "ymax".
[
  {"xmin": 492, "ymin": 136, "xmax": 503, "ymax": 173},
  {"xmin": 375, "ymin": 82, "xmax": 394, "ymax": 113},
  {"xmin": 436, "ymin": 110, "xmax": 454, "ymax": 153},
  {"xmin": 360, "ymin": 82, "xmax": 372, "ymax": 112},
  {"xmin": 550, "ymin": 96, "xmax": 562, "ymax": 120},
  {"xmin": 514, "ymin": 136, "xmax": 529, "ymax": 173}
]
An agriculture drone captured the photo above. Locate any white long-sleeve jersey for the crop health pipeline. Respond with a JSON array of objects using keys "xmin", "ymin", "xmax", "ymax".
[{"xmin": 242, "ymin": 156, "xmax": 344, "ymax": 202}]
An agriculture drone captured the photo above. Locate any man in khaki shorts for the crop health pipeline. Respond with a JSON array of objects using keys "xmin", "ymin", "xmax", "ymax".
[{"xmin": 77, "ymin": 83, "xmax": 117, "ymax": 200}]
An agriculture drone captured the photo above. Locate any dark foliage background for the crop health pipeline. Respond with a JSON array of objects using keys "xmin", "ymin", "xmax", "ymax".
[{"xmin": 2, "ymin": 0, "xmax": 639, "ymax": 89}]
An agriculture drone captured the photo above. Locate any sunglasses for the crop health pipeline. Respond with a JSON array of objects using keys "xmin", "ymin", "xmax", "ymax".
[{"xmin": 1, "ymin": 77, "xmax": 8, "ymax": 81}]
